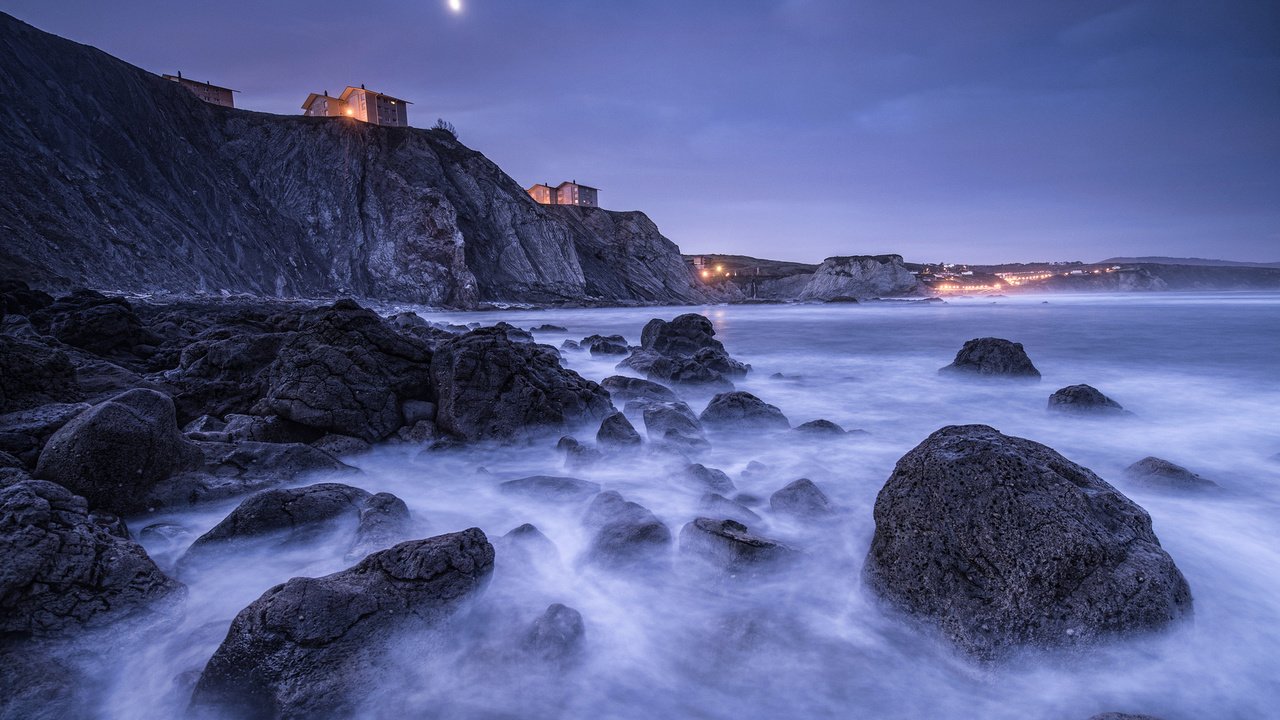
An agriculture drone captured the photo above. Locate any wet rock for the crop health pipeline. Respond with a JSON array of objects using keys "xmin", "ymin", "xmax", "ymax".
[
  {"xmin": 698, "ymin": 493, "xmax": 762, "ymax": 526},
  {"xmin": 169, "ymin": 330, "xmax": 291, "ymax": 422},
  {"xmin": 529, "ymin": 324, "xmax": 567, "ymax": 333},
  {"xmin": 640, "ymin": 401, "xmax": 706, "ymax": 445},
  {"xmin": 431, "ymin": 326, "xmax": 613, "ymax": 442},
  {"xmin": 939, "ymin": 337, "xmax": 1041, "ymax": 379},
  {"xmin": 619, "ymin": 314, "xmax": 749, "ymax": 388},
  {"xmin": 699, "ymin": 391, "xmax": 790, "ymax": 431},
  {"xmin": 600, "ymin": 375, "xmax": 678, "ymax": 404},
  {"xmin": 770, "ymin": 478, "xmax": 835, "ymax": 519},
  {"xmin": 311, "ymin": 433, "xmax": 373, "ymax": 457},
  {"xmin": 183, "ymin": 483, "xmax": 371, "ymax": 560},
  {"xmin": 682, "ymin": 463, "xmax": 736, "ymax": 493},
  {"xmin": 555, "ymin": 435, "xmax": 604, "ymax": 469},
  {"xmin": 0, "ymin": 402, "xmax": 90, "ymax": 466},
  {"xmin": 560, "ymin": 339, "xmax": 582, "ymax": 352},
  {"xmin": 0, "ymin": 480, "xmax": 183, "ymax": 637},
  {"xmin": 183, "ymin": 415, "xmax": 227, "ymax": 435},
  {"xmin": 596, "ymin": 411, "xmax": 642, "ymax": 448},
  {"xmin": 1048, "ymin": 384, "xmax": 1128, "ymax": 415},
  {"xmin": 395, "ymin": 419, "xmax": 438, "ymax": 444},
  {"xmin": 154, "ymin": 440, "xmax": 352, "ymax": 510},
  {"xmin": 582, "ymin": 491, "xmax": 672, "ymax": 568},
  {"xmin": 523, "ymin": 603, "xmax": 585, "ymax": 663},
  {"xmin": 30, "ymin": 290, "xmax": 146, "ymax": 356},
  {"xmin": 346, "ymin": 492, "xmax": 412, "ymax": 561},
  {"xmin": 582, "ymin": 334, "xmax": 629, "ymax": 356},
  {"xmin": 679, "ymin": 518, "xmax": 796, "ymax": 572},
  {"xmin": 495, "ymin": 522, "xmax": 560, "ymax": 569},
  {"xmin": 500, "ymin": 475, "xmax": 602, "ymax": 503},
  {"xmin": 1123, "ymin": 457, "xmax": 1220, "ymax": 492},
  {"xmin": 0, "ymin": 642, "xmax": 93, "ymax": 720},
  {"xmin": 34, "ymin": 389, "xmax": 200, "ymax": 515},
  {"xmin": 491, "ymin": 322, "xmax": 535, "ymax": 344},
  {"xmin": 793, "ymin": 419, "xmax": 847, "ymax": 435},
  {"xmin": 0, "ymin": 337, "xmax": 81, "ymax": 413},
  {"xmin": 189, "ymin": 529, "xmax": 494, "ymax": 719},
  {"xmin": 864, "ymin": 424, "xmax": 1193, "ymax": 661}
]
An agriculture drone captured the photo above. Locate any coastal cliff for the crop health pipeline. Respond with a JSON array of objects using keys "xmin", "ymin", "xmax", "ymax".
[{"xmin": 0, "ymin": 13, "xmax": 707, "ymax": 307}]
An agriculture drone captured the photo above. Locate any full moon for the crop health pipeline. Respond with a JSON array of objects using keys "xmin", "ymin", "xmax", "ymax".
[{"xmin": 447, "ymin": 0, "xmax": 462, "ymax": 13}]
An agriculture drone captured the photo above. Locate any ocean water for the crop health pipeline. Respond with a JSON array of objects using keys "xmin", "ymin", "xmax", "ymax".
[{"xmin": 112, "ymin": 292, "xmax": 1280, "ymax": 719}]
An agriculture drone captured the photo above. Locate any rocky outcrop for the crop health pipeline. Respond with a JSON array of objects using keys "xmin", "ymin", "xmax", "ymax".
[
  {"xmin": 795, "ymin": 255, "xmax": 922, "ymax": 300},
  {"xmin": 679, "ymin": 518, "xmax": 795, "ymax": 572},
  {"xmin": 1123, "ymin": 457, "xmax": 1220, "ymax": 492},
  {"xmin": 431, "ymin": 326, "xmax": 613, "ymax": 442},
  {"xmin": 699, "ymin": 391, "xmax": 790, "ymax": 431},
  {"xmin": 619, "ymin": 314, "xmax": 749, "ymax": 388},
  {"xmin": 638, "ymin": 400, "xmax": 707, "ymax": 447},
  {"xmin": 0, "ymin": 480, "xmax": 183, "ymax": 637},
  {"xmin": 864, "ymin": 425, "xmax": 1193, "ymax": 661},
  {"xmin": 939, "ymin": 337, "xmax": 1041, "ymax": 379},
  {"xmin": 0, "ymin": 13, "xmax": 708, "ymax": 308},
  {"xmin": 581, "ymin": 491, "xmax": 672, "ymax": 568},
  {"xmin": 1048, "ymin": 384, "xmax": 1127, "ymax": 415},
  {"xmin": 599, "ymin": 375, "xmax": 678, "ymax": 404},
  {"xmin": 189, "ymin": 529, "xmax": 494, "ymax": 719},
  {"xmin": 596, "ymin": 411, "xmax": 642, "ymax": 447}
]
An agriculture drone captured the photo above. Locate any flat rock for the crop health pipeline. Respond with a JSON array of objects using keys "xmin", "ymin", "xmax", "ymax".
[
  {"xmin": 1123, "ymin": 456, "xmax": 1220, "ymax": 492},
  {"xmin": 939, "ymin": 337, "xmax": 1041, "ymax": 379},
  {"xmin": 679, "ymin": 517, "xmax": 795, "ymax": 572}
]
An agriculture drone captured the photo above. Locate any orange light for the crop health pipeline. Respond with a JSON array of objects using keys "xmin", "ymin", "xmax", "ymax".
[
  {"xmin": 346, "ymin": 109, "xmax": 353, "ymax": 116},
  {"xmin": 700, "ymin": 270, "xmax": 709, "ymax": 278}
]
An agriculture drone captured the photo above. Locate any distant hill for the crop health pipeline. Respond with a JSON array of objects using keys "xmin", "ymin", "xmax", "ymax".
[{"xmin": 1100, "ymin": 257, "xmax": 1280, "ymax": 269}]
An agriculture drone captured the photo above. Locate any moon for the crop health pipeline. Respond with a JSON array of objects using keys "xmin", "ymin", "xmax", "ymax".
[{"xmin": 448, "ymin": 0, "xmax": 462, "ymax": 13}]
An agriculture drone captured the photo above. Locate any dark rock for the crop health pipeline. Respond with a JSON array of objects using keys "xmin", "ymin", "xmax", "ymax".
[
  {"xmin": 596, "ymin": 411, "xmax": 642, "ymax": 447},
  {"xmin": 640, "ymin": 401, "xmax": 706, "ymax": 445},
  {"xmin": 311, "ymin": 433, "xmax": 373, "ymax": 457},
  {"xmin": 699, "ymin": 391, "xmax": 790, "ymax": 431},
  {"xmin": 491, "ymin": 322, "xmax": 535, "ymax": 344},
  {"xmin": 582, "ymin": 491, "xmax": 672, "ymax": 568},
  {"xmin": 496, "ymin": 523, "xmax": 560, "ymax": 569},
  {"xmin": 863, "ymin": 424, "xmax": 1193, "ymax": 661},
  {"xmin": 523, "ymin": 603, "xmax": 585, "ymax": 663},
  {"xmin": 189, "ymin": 529, "xmax": 494, "ymax": 719},
  {"xmin": 221, "ymin": 414, "xmax": 323, "ymax": 444},
  {"xmin": 0, "ymin": 480, "xmax": 183, "ymax": 637},
  {"xmin": 698, "ymin": 493, "xmax": 761, "ymax": 526},
  {"xmin": 401, "ymin": 399, "xmax": 436, "ymax": 425},
  {"xmin": 0, "ymin": 402, "xmax": 90, "ymax": 466},
  {"xmin": 183, "ymin": 415, "xmax": 227, "ymax": 434},
  {"xmin": 1086, "ymin": 714, "xmax": 1164, "ymax": 720},
  {"xmin": 183, "ymin": 483, "xmax": 371, "ymax": 561},
  {"xmin": 770, "ymin": 478, "xmax": 835, "ymax": 519},
  {"xmin": 169, "ymin": 330, "xmax": 291, "ymax": 423},
  {"xmin": 1048, "ymin": 384, "xmax": 1128, "ymax": 415},
  {"xmin": 582, "ymin": 334, "xmax": 629, "ymax": 356},
  {"xmin": 155, "ymin": 440, "xmax": 352, "ymax": 509},
  {"xmin": 395, "ymin": 419, "xmax": 438, "ymax": 444},
  {"xmin": 939, "ymin": 337, "xmax": 1041, "ymax": 379},
  {"xmin": 560, "ymin": 339, "xmax": 582, "ymax": 352},
  {"xmin": 600, "ymin": 375, "xmax": 678, "ymax": 404},
  {"xmin": 619, "ymin": 314, "xmax": 749, "ymax": 387},
  {"xmin": 682, "ymin": 464, "xmax": 736, "ymax": 493},
  {"xmin": 1123, "ymin": 457, "xmax": 1220, "ymax": 492},
  {"xmin": 0, "ymin": 642, "xmax": 93, "ymax": 720},
  {"xmin": 793, "ymin": 419, "xmax": 847, "ymax": 435},
  {"xmin": 346, "ymin": 492, "xmax": 412, "ymax": 561},
  {"xmin": 34, "ymin": 389, "xmax": 200, "ymax": 515},
  {"xmin": 530, "ymin": 324, "xmax": 567, "ymax": 333},
  {"xmin": 500, "ymin": 475, "xmax": 601, "ymax": 503},
  {"xmin": 30, "ymin": 291, "xmax": 146, "ymax": 356},
  {"xmin": 0, "ymin": 337, "xmax": 81, "ymax": 413},
  {"xmin": 679, "ymin": 518, "xmax": 795, "ymax": 572},
  {"xmin": 431, "ymin": 326, "xmax": 613, "ymax": 443},
  {"xmin": 0, "ymin": 279, "xmax": 53, "ymax": 317}
]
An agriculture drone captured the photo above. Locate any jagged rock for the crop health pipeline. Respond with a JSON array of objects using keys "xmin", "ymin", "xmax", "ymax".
[
  {"xmin": 0, "ymin": 337, "xmax": 81, "ymax": 413},
  {"xmin": 600, "ymin": 375, "xmax": 678, "ymax": 404},
  {"xmin": 582, "ymin": 334, "xmax": 629, "ymax": 356},
  {"xmin": 169, "ymin": 330, "xmax": 292, "ymax": 422},
  {"xmin": 699, "ymin": 391, "xmax": 790, "ymax": 431},
  {"xmin": 770, "ymin": 478, "xmax": 835, "ymax": 519},
  {"xmin": 1123, "ymin": 457, "xmax": 1220, "ymax": 492},
  {"xmin": 29, "ymin": 290, "xmax": 147, "ymax": 356},
  {"xmin": 679, "ymin": 518, "xmax": 796, "ymax": 572},
  {"xmin": 682, "ymin": 463, "xmax": 736, "ymax": 493},
  {"xmin": 698, "ymin": 493, "xmax": 761, "ymax": 526},
  {"xmin": 218, "ymin": 413, "xmax": 323, "ymax": 444},
  {"xmin": 431, "ymin": 326, "xmax": 613, "ymax": 442},
  {"xmin": 153, "ymin": 440, "xmax": 351, "ymax": 510},
  {"xmin": 0, "ymin": 279, "xmax": 52, "ymax": 317},
  {"xmin": 640, "ymin": 401, "xmax": 706, "ymax": 446},
  {"xmin": 34, "ymin": 389, "xmax": 200, "ymax": 515},
  {"xmin": 0, "ymin": 402, "xmax": 90, "ymax": 466},
  {"xmin": 939, "ymin": 337, "xmax": 1041, "ymax": 379},
  {"xmin": 346, "ymin": 492, "xmax": 412, "ymax": 561},
  {"xmin": 619, "ymin": 314, "xmax": 748, "ymax": 387},
  {"xmin": 795, "ymin": 255, "xmax": 922, "ymax": 300},
  {"xmin": 582, "ymin": 491, "xmax": 672, "ymax": 568},
  {"xmin": 793, "ymin": 419, "xmax": 847, "ymax": 435},
  {"xmin": 523, "ymin": 603, "xmax": 585, "ymax": 663},
  {"xmin": 864, "ymin": 424, "xmax": 1193, "ymax": 661},
  {"xmin": 189, "ymin": 529, "xmax": 494, "ymax": 719},
  {"xmin": 0, "ymin": 480, "xmax": 183, "ymax": 637},
  {"xmin": 499, "ymin": 475, "xmax": 601, "ymax": 503},
  {"xmin": 596, "ymin": 411, "xmax": 642, "ymax": 447},
  {"xmin": 1048, "ymin": 384, "xmax": 1128, "ymax": 415}
]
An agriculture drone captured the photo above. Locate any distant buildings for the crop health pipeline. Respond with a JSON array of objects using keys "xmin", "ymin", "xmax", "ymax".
[
  {"xmin": 527, "ymin": 181, "xmax": 599, "ymax": 207},
  {"xmin": 301, "ymin": 85, "xmax": 411, "ymax": 127},
  {"xmin": 163, "ymin": 72, "xmax": 235, "ymax": 107}
]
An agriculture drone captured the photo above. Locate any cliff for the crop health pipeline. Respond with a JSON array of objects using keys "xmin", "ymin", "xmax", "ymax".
[
  {"xmin": 0, "ymin": 13, "xmax": 707, "ymax": 307},
  {"xmin": 1032, "ymin": 265, "xmax": 1280, "ymax": 292},
  {"xmin": 794, "ymin": 255, "xmax": 922, "ymax": 300}
]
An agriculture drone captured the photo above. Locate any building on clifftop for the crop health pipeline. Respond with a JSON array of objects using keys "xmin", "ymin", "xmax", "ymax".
[
  {"xmin": 527, "ymin": 180, "xmax": 599, "ymax": 207},
  {"xmin": 162, "ymin": 72, "xmax": 236, "ymax": 107},
  {"xmin": 301, "ymin": 85, "xmax": 411, "ymax": 127}
]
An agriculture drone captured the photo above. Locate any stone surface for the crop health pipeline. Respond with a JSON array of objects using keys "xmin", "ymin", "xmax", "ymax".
[
  {"xmin": 1048, "ymin": 384, "xmax": 1127, "ymax": 415},
  {"xmin": 499, "ymin": 475, "xmax": 602, "ymax": 503},
  {"xmin": 679, "ymin": 517, "xmax": 796, "ymax": 572},
  {"xmin": 346, "ymin": 492, "xmax": 412, "ymax": 561},
  {"xmin": 600, "ymin": 375, "xmax": 678, "ymax": 404},
  {"xmin": 1123, "ymin": 457, "xmax": 1220, "ymax": 492},
  {"xmin": 0, "ymin": 480, "xmax": 183, "ymax": 637},
  {"xmin": 795, "ymin": 255, "xmax": 922, "ymax": 301},
  {"xmin": 699, "ymin": 391, "xmax": 790, "ymax": 431},
  {"xmin": 619, "ymin": 314, "xmax": 748, "ymax": 388},
  {"xmin": 939, "ymin": 338, "xmax": 1041, "ymax": 379},
  {"xmin": 582, "ymin": 334, "xmax": 629, "ymax": 356},
  {"xmin": 864, "ymin": 424, "xmax": 1193, "ymax": 661},
  {"xmin": 582, "ymin": 491, "xmax": 672, "ymax": 568},
  {"xmin": 793, "ymin": 419, "xmax": 847, "ymax": 435},
  {"xmin": 682, "ymin": 463, "xmax": 736, "ymax": 493},
  {"xmin": 698, "ymin": 493, "xmax": 762, "ymax": 526},
  {"xmin": 183, "ymin": 483, "xmax": 371, "ymax": 562},
  {"xmin": 0, "ymin": 337, "xmax": 80, "ymax": 413},
  {"xmin": 639, "ymin": 401, "xmax": 707, "ymax": 446},
  {"xmin": 189, "ymin": 529, "xmax": 494, "ymax": 719},
  {"xmin": 523, "ymin": 603, "xmax": 585, "ymax": 663},
  {"xmin": 596, "ymin": 411, "xmax": 642, "ymax": 447},
  {"xmin": 770, "ymin": 478, "xmax": 835, "ymax": 519},
  {"xmin": 0, "ymin": 402, "xmax": 90, "ymax": 466}
]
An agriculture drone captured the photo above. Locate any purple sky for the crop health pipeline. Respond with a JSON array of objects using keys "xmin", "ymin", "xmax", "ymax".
[{"xmin": 5, "ymin": 0, "xmax": 1278, "ymax": 264}]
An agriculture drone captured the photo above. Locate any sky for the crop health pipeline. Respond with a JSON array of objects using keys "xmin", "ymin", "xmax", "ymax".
[{"xmin": 4, "ymin": 0, "xmax": 1278, "ymax": 264}]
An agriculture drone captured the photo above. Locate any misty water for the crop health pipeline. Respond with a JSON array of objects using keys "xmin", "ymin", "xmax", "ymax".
[{"xmin": 109, "ymin": 292, "xmax": 1280, "ymax": 719}]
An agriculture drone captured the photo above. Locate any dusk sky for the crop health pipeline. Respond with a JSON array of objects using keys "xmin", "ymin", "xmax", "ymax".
[{"xmin": 5, "ymin": 0, "xmax": 1277, "ymax": 264}]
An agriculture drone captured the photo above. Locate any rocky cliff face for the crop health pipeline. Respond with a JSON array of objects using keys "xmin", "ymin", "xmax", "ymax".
[
  {"xmin": 794, "ymin": 255, "xmax": 922, "ymax": 300},
  {"xmin": 0, "ymin": 13, "xmax": 707, "ymax": 307}
]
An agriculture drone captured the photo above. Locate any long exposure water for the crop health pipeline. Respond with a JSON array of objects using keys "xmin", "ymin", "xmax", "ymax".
[{"xmin": 110, "ymin": 292, "xmax": 1280, "ymax": 719}]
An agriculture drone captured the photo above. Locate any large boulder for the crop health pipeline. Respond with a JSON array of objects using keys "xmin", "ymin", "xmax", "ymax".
[
  {"xmin": 699, "ymin": 391, "xmax": 790, "ymax": 431},
  {"xmin": 1048, "ymin": 384, "xmax": 1128, "ymax": 415},
  {"xmin": 596, "ymin": 411, "xmax": 642, "ymax": 448},
  {"xmin": 939, "ymin": 338, "xmax": 1041, "ymax": 379},
  {"xmin": 581, "ymin": 334, "xmax": 629, "ymax": 356},
  {"xmin": 1123, "ymin": 457, "xmax": 1219, "ymax": 492},
  {"xmin": 679, "ymin": 517, "xmax": 795, "ymax": 573},
  {"xmin": 182, "ymin": 483, "xmax": 372, "ymax": 562},
  {"xmin": 581, "ymin": 491, "xmax": 672, "ymax": 569},
  {"xmin": 0, "ymin": 402, "xmax": 90, "ymax": 467},
  {"xmin": 864, "ymin": 425, "xmax": 1193, "ymax": 661},
  {"xmin": 770, "ymin": 478, "xmax": 835, "ymax": 519},
  {"xmin": 619, "ymin": 314, "xmax": 749, "ymax": 388},
  {"xmin": 189, "ymin": 529, "xmax": 494, "ymax": 719},
  {"xmin": 0, "ymin": 480, "xmax": 183, "ymax": 637},
  {"xmin": 600, "ymin": 375, "xmax": 678, "ymax": 404},
  {"xmin": 34, "ymin": 389, "xmax": 200, "ymax": 515},
  {"xmin": 431, "ymin": 326, "xmax": 613, "ymax": 442},
  {"xmin": 638, "ymin": 401, "xmax": 706, "ymax": 446},
  {"xmin": 29, "ymin": 290, "xmax": 147, "ymax": 356},
  {"xmin": 169, "ymin": 331, "xmax": 292, "ymax": 422},
  {"xmin": 0, "ymin": 337, "xmax": 81, "ymax": 413}
]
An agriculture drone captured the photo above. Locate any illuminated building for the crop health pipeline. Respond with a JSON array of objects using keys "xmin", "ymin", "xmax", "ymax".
[
  {"xmin": 162, "ymin": 72, "xmax": 235, "ymax": 107},
  {"xmin": 301, "ymin": 85, "xmax": 411, "ymax": 127},
  {"xmin": 526, "ymin": 180, "xmax": 599, "ymax": 207}
]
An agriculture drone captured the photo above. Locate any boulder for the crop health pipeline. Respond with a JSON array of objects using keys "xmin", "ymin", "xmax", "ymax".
[
  {"xmin": 311, "ymin": 433, "xmax": 374, "ymax": 457},
  {"xmin": 34, "ymin": 389, "xmax": 200, "ymax": 515},
  {"xmin": 619, "ymin": 314, "xmax": 749, "ymax": 387},
  {"xmin": 699, "ymin": 391, "xmax": 790, "ymax": 431},
  {"xmin": 581, "ymin": 491, "xmax": 672, "ymax": 568},
  {"xmin": 581, "ymin": 334, "xmax": 629, "ymax": 356},
  {"xmin": 499, "ymin": 475, "xmax": 601, "ymax": 503},
  {"xmin": 554, "ymin": 435, "xmax": 604, "ymax": 469},
  {"xmin": 640, "ymin": 401, "xmax": 706, "ymax": 446},
  {"xmin": 1123, "ymin": 457, "xmax": 1220, "ymax": 492},
  {"xmin": 682, "ymin": 463, "xmax": 736, "ymax": 494},
  {"xmin": 29, "ymin": 290, "xmax": 147, "ymax": 356},
  {"xmin": 600, "ymin": 375, "xmax": 678, "ymax": 404},
  {"xmin": 0, "ymin": 279, "xmax": 52, "ymax": 317},
  {"xmin": 495, "ymin": 523, "xmax": 560, "ymax": 569},
  {"xmin": 529, "ymin": 324, "xmax": 567, "ymax": 333},
  {"xmin": 346, "ymin": 492, "xmax": 412, "ymax": 561},
  {"xmin": 152, "ymin": 440, "xmax": 352, "ymax": 510},
  {"xmin": 864, "ymin": 424, "xmax": 1193, "ymax": 661},
  {"xmin": 0, "ymin": 337, "xmax": 81, "ymax": 413},
  {"xmin": 1048, "ymin": 385, "xmax": 1128, "ymax": 415},
  {"xmin": 182, "ymin": 483, "xmax": 371, "ymax": 561},
  {"xmin": 770, "ymin": 478, "xmax": 835, "ymax": 519},
  {"xmin": 0, "ymin": 402, "xmax": 90, "ymax": 466},
  {"xmin": 793, "ymin": 419, "xmax": 847, "ymax": 436},
  {"xmin": 679, "ymin": 517, "xmax": 796, "ymax": 572},
  {"xmin": 523, "ymin": 603, "xmax": 585, "ymax": 663},
  {"xmin": 431, "ymin": 326, "xmax": 613, "ymax": 442},
  {"xmin": 0, "ymin": 480, "xmax": 183, "ymax": 637},
  {"xmin": 939, "ymin": 338, "xmax": 1041, "ymax": 379},
  {"xmin": 596, "ymin": 411, "xmax": 642, "ymax": 447},
  {"xmin": 698, "ymin": 493, "xmax": 761, "ymax": 526},
  {"xmin": 189, "ymin": 529, "xmax": 494, "ymax": 719}
]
